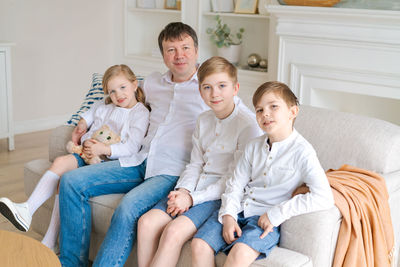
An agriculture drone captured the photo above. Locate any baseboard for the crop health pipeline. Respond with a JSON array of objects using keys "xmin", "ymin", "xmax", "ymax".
[{"xmin": 14, "ymin": 114, "xmax": 70, "ymax": 134}]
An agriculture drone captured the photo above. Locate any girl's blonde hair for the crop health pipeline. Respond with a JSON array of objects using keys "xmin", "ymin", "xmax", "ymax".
[
  {"xmin": 102, "ymin": 64, "xmax": 147, "ymax": 108},
  {"xmin": 197, "ymin": 56, "xmax": 237, "ymax": 86}
]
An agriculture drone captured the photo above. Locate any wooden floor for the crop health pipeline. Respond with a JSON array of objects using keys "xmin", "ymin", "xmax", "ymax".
[{"xmin": 0, "ymin": 130, "xmax": 52, "ymax": 241}]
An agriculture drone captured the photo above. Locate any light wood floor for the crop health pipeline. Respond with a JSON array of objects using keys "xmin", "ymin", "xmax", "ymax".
[{"xmin": 0, "ymin": 130, "xmax": 52, "ymax": 241}]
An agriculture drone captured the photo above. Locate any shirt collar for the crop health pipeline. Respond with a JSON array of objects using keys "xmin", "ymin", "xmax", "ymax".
[
  {"xmin": 162, "ymin": 64, "xmax": 199, "ymax": 85},
  {"xmin": 264, "ymin": 128, "xmax": 299, "ymax": 151},
  {"xmin": 215, "ymin": 96, "xmax": 241, "ymax": 124}
]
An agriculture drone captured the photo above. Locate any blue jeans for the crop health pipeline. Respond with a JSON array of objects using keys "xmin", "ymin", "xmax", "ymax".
[{"xmin": 58, "ymin": 160, "xmax": 178, "ymax": 267}]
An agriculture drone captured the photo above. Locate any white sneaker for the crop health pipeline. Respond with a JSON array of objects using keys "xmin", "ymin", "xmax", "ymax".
[{"xmin": 0, "ymin": 197, "xmax": 32, "ymax": 232}]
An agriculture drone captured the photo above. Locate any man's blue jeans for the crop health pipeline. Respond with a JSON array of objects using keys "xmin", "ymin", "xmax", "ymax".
[{"xmin": 58, "ymin": 160, "xmax": 178, "ymax": 267}]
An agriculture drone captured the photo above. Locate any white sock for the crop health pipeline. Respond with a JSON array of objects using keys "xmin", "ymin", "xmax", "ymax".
[
  {"xmin": 41, "ymin": 194, "xmax": 60, "ymax": 250},
  {"xmin": 27, "ymin": 170, "xmax": 59, "ymax": 216}
]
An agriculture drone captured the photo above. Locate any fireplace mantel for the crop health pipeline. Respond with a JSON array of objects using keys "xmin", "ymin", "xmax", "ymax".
[{"xmin": 267, "ymin": 5, "xmax": 400, "ymax": 125}]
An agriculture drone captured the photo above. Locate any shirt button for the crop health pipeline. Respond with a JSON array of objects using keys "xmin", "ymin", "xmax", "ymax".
[
  {"xmin": 245, "ymin": 203, "xmax": 248, "ymax": 206},
  {"xmin": 221, "ymin": 146, "xmax": 224, "ymax": 150},
  {"xmin": 250, "ymin": 191, "xmax": 253, "ymax": 194},
  {"xmin": 269, "ymin": 156, "xmax": 272, "ymax": 160},
  {"xmin": 263, "ymin": 172, "xmax": 266, "ymax": 176},
  {"xmin": 264, "ymin": 184, "xmax": 267, "ymax": 188},
  {"xmin": 252, "ymin": 198, "xmax": 255, "ymax": 201}
]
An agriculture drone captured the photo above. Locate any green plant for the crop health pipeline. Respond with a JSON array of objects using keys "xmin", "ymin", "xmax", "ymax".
[{"xmin": 206, "ymin": 15, "xmax": 244, "ymax": 48}]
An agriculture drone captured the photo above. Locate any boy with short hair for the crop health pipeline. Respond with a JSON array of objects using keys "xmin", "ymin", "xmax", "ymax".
[
  {"xmin": 137, "ymin": 56, "xmax": 262, "ymax": 267},
  {"xmin": 191, "ymin": 81, "xmax": 334, "ymax": 267}
]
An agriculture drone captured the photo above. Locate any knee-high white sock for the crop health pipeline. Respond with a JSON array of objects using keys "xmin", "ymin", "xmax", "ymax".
[
  {"xmin": 41, "ymin": 194, "xmax": 60, "ymax": 250},
  {"xmin": 27, "ymin": 170, "xmax": 59, "ymax": 216}
]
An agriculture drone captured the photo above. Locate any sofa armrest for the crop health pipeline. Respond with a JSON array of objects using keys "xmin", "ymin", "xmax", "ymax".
[
  {"xmin": 49, "ymin": 125, "xmax": 74, "ymax": 162},
  {"xmin": 279, "ymin": 207, "xmax": 342, "ymax": 267}
]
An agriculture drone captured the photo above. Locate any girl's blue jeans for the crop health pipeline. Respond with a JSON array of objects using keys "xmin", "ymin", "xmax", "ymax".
[{"xmin": 58, "ymin": 159, "xmax": 178, "ymax": 267}]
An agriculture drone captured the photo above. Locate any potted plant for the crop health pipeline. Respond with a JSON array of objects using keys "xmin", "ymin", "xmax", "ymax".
[{"xmin": 206, "ymin": 15, "xmax": 245, "ymax": 65}]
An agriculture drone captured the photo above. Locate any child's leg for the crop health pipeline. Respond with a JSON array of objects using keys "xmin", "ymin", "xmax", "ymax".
[
  {"xmin": 223, "ymin": 243, "xmax": 259, "ymax": 267},
  {"xmin": 149, "ymin": 200, "xmax": 221, "ymax": 267},
  {"xmin": 137, "ymin": 208, "xmax": 172, "ymax": 267},
  {"xmin": 191, "ymin": 238, "xmax": 216, "ymax": 267},
  {"xmin": 41, "ymin": 194, "xmax": 60, "ymax": 250},
  {"xmin": 191, "ymin": 209, "xmax": 227, "ymax": 267},
  {"xmin": 0, "ymin": 154, "xmax": 78, "ymax": 232},
  {"xmin": 27, "ymin": 154, "xmax": 78, "ymax": 215}
]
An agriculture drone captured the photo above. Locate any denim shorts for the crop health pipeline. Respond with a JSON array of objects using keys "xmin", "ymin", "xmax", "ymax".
[
  {"xmin": 194, "ymin": 211, "xmax": 280, "ymax": 259},
  {"xmin": 72, "ymin": 153, "xmax": 87, "ymax": 167},
  {"xmin": 152, "ymin": 196, "xmax": 221, "ymax": 229}
]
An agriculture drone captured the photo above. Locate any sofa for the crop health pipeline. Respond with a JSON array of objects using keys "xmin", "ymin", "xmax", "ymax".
[{"xmin": 24, "ymin": 105, "xmax": 400, "ymax": 267}]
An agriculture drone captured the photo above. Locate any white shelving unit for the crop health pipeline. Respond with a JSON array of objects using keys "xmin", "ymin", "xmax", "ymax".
[
  {"xmin": 124, "ymin": 0, "xmax": 273, "ymax": 106},
  {"xmin": 0, "ymin": 43, "xmax": 14, "ymax": 151}
]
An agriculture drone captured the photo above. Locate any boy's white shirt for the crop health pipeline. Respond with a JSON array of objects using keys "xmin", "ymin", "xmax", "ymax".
[
  {"xmin": 80, "ymin": 102, "xmax": 150, "ymax": 161},
  {"xmin": 218, "ymin": 129, "xmax": 335, "ymax": 226},
  {"xmin": 175, "ymin": 97, "xmax": 262, "ymax": 206}
]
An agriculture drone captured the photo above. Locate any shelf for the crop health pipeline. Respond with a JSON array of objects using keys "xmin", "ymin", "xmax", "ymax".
[
  {"xmin": 128, "ymin": 7, "xmax": 181, "ymax": 14},
  {"xmin": 203, "ymin": 12, "xmax": 269, "ymax": 19}
]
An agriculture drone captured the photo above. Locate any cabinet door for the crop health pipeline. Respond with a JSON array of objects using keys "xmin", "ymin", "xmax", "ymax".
[{"xmin": 0, "ymin": 51, "xmax": 8, "ymax": 137}]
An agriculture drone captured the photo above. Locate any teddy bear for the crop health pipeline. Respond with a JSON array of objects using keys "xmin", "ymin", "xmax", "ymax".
[{"xmin": 66, "ymin": 124, "xmax": 121, "ymax": 165}]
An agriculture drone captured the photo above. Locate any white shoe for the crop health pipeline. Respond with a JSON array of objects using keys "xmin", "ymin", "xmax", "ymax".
[{"xmin": 0, "ymin": 197, "xmax": 32, "ymax": 232}]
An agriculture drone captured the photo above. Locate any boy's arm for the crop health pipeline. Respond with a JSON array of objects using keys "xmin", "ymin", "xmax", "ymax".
[
  {"xmin": 190, "ymin": 123, "xmax": 260, "ymax": 205},
  {"xmin": 174, "ymin": 119, "xmax": 204, "ymax": 193},
  {"xmin": 267, "ymin": 152, "xmax": 335, "ymax": 227},
  {"xmin": 218, "ymin": 144, "xmax": 253, "ymax": 223},
  {"xmin": 108, "ymin": 108, "xmax": 149, "ymax": 159}
]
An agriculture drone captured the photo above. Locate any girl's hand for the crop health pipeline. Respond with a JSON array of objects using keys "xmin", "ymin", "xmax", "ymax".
[
  {"xmin": 167, "ymin": 190, "xmax": 192, "ymax": 216},
  {"xmin": 72, "ymin": 119, "xmax": 87, "ymax": 145},
  {"xmin": 82, "ymin": 140, "xmax": 95, "ymax": 158},
  {"xmin": 222, "ymin": 215, "xmax": 242, "ymax": 244},
  {"xmin": 258, "ymin": 213, "xmax": 274, "ymax": 239},
  {"xmin": 88, "ymin": 139, "xmax": 111, "ymax": 157}
]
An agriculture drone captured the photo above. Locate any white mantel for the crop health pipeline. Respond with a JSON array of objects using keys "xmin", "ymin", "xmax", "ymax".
[{"xmin": 267, "ymin": 5, "xmax": 400, "ymax": 125}]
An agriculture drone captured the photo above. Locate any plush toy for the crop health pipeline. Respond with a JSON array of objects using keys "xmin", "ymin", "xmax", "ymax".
[{"xmin": 66, "ymin": 124, "xmax": 121, "ymax": 165}]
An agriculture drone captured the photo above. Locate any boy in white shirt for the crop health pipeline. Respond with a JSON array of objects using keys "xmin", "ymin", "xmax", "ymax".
[
  {"xmin": 191, "ymin": 81, "xmax": 334, "ymax": 267},
  {"xmin": 137, "ymin": 56, "xmax": 261, "ymax": 267}
]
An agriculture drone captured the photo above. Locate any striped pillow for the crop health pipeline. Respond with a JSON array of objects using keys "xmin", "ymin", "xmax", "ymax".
[{"xmin": 66, "ymin": 73, "xmax": 104, "ymax": 126}]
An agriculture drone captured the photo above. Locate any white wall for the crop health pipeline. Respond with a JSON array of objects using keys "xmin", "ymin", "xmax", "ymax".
[{"xmin": 0, "ymin": 0, "xmax": 121, "ymax": 134}]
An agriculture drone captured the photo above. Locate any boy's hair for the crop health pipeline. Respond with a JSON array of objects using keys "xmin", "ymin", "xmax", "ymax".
[
  {"xmin": 197, "ymin": 56, "xmax": 238, "ymax": 85},
  {"xmin": 158, "ymin": 22, "xmax": 198, "ymax": 55},
  {"xmin": 102, "ymin": 64, "xmax": 147, "ymax": 108},
  {"xmin": 252, "ymin": 81, "xmax": 299, "ymax": 108}
]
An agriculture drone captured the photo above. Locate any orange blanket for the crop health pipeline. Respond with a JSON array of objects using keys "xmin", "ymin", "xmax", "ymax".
[{"xmin": 327, "ymin": 165, "xmax": 394, "ymax": 267}]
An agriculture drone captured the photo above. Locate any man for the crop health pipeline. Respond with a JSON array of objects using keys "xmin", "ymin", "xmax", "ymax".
[{"xmin": 59, "ymin": 22, "xmax": 208, "ymax": 267}]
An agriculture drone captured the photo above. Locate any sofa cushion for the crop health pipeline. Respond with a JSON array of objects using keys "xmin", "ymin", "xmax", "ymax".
[
  {"xmin": 296, "ymin": 105, "xmax": 400, "ymax": 174},
  {"xmin": 66, "ymin": 73, "xmax": 105, "ymax": 126}
]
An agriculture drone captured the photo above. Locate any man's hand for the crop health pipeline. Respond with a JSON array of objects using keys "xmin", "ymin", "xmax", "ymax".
[
  {"xmin": 72, "ymin": 119, "xmax": 87, "ymax": 145},
  {"xmin": 166, "ymin": 189, "xmax": 192, "ymax": 217},
  {"xmin": 258, "ymin": 213, "xmax": 274, "ymax": 239},
  {"xmin": 222, "ymin": 215, "xmax": 242, "ymax": 244}
]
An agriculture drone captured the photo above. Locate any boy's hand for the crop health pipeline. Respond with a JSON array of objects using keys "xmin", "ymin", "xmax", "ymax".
[
  {"xmin": 166, "ymin": 189, "xmax": 192, "ymax": 216},
  {"xmin": 222, "ymin": 215, "xmax": 242, "ymax": 244},
  {"xmin": 258, "ymin": 213, "xmax": 274, "ymax": 239},
  {"xmin": 72, "ymin": 119, "xmax": 87, "ymax": 145}
]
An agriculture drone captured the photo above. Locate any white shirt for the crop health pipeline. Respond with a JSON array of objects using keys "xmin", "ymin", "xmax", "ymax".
[
  {"xmin": 175, "ymin": 97, "xmax": 262, "ymax": 205},
  {"xmin": 120, "ymin": 70, "xmax": 209, "ymax": 178},
  {"xmin": 219, "ymin": 129, "xmax": 334, "ymax": 226},
  {"xmin": 80, "ymin": 102, "xmax": 149, "ymax": 162}
]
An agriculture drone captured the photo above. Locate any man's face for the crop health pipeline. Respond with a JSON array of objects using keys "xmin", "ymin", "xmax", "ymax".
[{"xmin": 162, "ymin": 34, "xmax": 198, "ymax": 83}]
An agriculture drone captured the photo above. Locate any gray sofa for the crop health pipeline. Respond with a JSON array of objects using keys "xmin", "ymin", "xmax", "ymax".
[{"xmin": 24, "ymin": 105, "xmax": 400, "ymax": 267}]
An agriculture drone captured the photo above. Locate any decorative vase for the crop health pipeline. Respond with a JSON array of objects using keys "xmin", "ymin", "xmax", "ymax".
[{"xmin": 217, "ymin": 45, "xmax": 242, "ymax": 65}]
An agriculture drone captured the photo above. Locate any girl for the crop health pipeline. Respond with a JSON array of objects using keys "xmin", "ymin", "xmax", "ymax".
[
  {"xmin": 0, "ymin": 64, "xmax": 150, "ymax": 251},
  {"xmin": 137, "ymin": 56, "xmax": 261, "ymax": 267}
]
